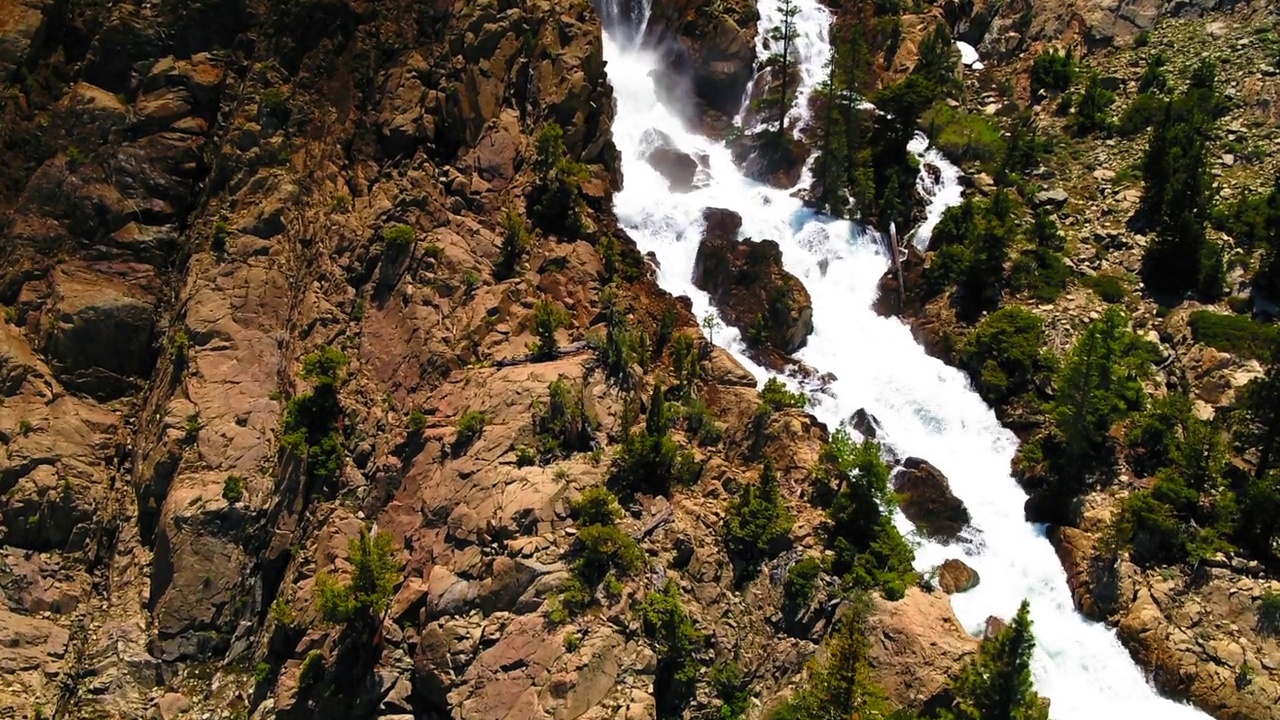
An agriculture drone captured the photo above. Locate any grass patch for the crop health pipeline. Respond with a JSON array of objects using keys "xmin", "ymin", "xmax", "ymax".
[
  {"xmin": 1188, "ymin": 310, "xmax": 1280, "ymax": 360},
  {"xmin": 922, "ymin": 102, "xmax": 1006, "ymax": 167}
]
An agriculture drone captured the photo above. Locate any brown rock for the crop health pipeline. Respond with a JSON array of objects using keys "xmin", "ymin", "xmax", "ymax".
[
  {"xmin": 728, "ymin": 130, "xmax": 809, "ymax": 190},
  {"xmin": 692, "ymin": 208, "xmax": 814, "ymax": 362},
  {"xmin": 893, "ymin": 457, "xmax": 972, "ymax": 540},
  {"xmin": 639, "ymin": 128, "xmax": 700, "ymax": 193},
  {"xmin": 865, "ymin": 588, "xmax": 980, "ymax": 710},
  {"xmin": 937, "ymin": 558, "xmax": 980, "ymax": 594}
]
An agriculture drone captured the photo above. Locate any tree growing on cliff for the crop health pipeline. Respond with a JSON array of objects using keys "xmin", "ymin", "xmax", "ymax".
[
  {"xmin": 530, "ymin": 122, "xmax": 588, "ymax": 238},
  {"xmin": 943, "ymin": 600, "xmax": 1049, "ymax": 720},
  {"xmin": 315, "ymin": 525, "xmax": 402, "ymax": 627},
  {"xmin": 724, "ymin": 459, "xmax": 793, "ymax": 575},
  {"xmin": 281, "ymin": 346, "xmax": 349, "ymax": 483},
  {"xmin": 757, "ymin": 0, "xmax": 801, "ymax": 135},
  {"xmin": 639, "ymin": 580, "xmax": 704, "ymax": 717},
  {"xmin": 611, "ymin": 383, "xmax": 700, "ymax": 493},
  {"xmin": 1045, "ymin": 308, "xmax": 1154, "ymax": 492}
]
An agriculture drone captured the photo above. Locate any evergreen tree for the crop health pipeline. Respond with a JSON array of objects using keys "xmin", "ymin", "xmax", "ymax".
[
  {"xmin": 759, "ymin": 0, "xmax": 800, "ymax": 134},
  {"xmin": 913, "ymin": 22, "xmax": 958, "ymax": 97},
  {"xmin": 1071, "ymin": 70, "xmax": 1114, "ymax": 135},
  {"xmin": 1233, "ymin": 353, "xmax": 1280, "ymax": 480},
  {"xmin": 1252, "ymin": 176, "xmax": 1280, "ymax": 299},
  {"xmin": 944, "ymin": 600, "xmax": 1049, "ymax": 720},
  {"xmin": 724, "ymin": 459, "xmax": 793, "ymax": 573},
  {"xmin": 1048, "ymin": 308, "xmax": 1153, "ymax": 492},
  {"xmin": 315, "ymin": 525, "xmax": 403, "ymax": 627},
  {"xmin": 777, "ymin": 602, "xmax": 894, "ymax": 720}
]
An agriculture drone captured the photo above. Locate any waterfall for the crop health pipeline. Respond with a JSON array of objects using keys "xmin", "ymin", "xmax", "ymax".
[{"xmin": 597, "ymin": 2, "xmax": 1209, "ymax": 718}]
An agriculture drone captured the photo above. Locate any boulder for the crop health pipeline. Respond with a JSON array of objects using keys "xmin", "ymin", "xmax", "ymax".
[
  {"xmin": 893, "ymin": 457, "xmax": 971, "ymax": 541},
  {"xmin": 646, "ymin": 0, "xmax": 759, "ymax": 132},
  {"xmin": 937, "ymin": 558, "xmax": 980, "ymax": 594},
  {"xmin": 982, "ymin": 615, "xmax": 1007, "ymax": 639},
  {"xmin": 1032, "ymin": 188, "xmax": 1069, "ymax": 209},
  {"xmin": 850, "ymin": 408, "xmax": 882, "ymax": 440},
  {"xmin": 728, "ymin": 130, "xmax": 808, "ymax": 189},
  {"xmin": 692, "ymin": 208, "xmax": 814, "ymax": 361},
  {"xmin": 639, "ymin": 128, "xmax": 700, "ymax": 193},
  {"xmin": 865, "ymin": 589, "xmax": 980, "ymax": 710}
]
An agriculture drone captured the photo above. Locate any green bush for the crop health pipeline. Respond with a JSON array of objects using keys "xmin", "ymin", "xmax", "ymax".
[
  {"xmin": 922, "ymin": 102, "xmax": 1006, "ymax": 167},
  {"xmin": 822, "ymin": 429, "xmax": 916, "ymax": 595},
  {"xmin": 1124, "ymin": 392, "xmax": 1192, "ymax": 478},
  {"xmin": 298, "ymin": 650, "xmax": 324, "ymax": 688},
  {"xmin": 1031, "ymin": 49, "xmax": 1074, "ymax": 96},
  {"xmin": 222, "ymin": 474, "xmax": 245, "ymax": 503},
  {"xmin": 168, "ymin": 328, "xmax": 192, "ymax": 365},
  {"xmin": 1009, "ymin": 248, "xmax": 1070, "ymax": 303},
  {"xmin": 572, "ymin": 486, "xmax": 623, "ymax": 527},
  {"xmin": 611, "ymin": 384, "xmax": 701, "ymax": 493},
  {"xmin": 562, "ymin": 631, "xmax": 582, "ymax": 652},
  {"xmin": 1258, "ymin": 591, "xmax": 1280, "ymax": 636},
  {"xmin": 408, "ymin": 409, "xmax": 427, "ymax": 433},
  {"xmin": 1086, "ymin": 273, "xmax": 1128, "ymax": 304},
  {"xmin": 535, "ymin": 377, "xmax": 595, "ymax": 459},
  {"xmin": 959, "ymin": 307, "xmax": 1054, "ymax": 407},
  {"xmin": 639, "ymin": 580, "xmax": 703, "ymax": 717},
  {"xmin": 528, "ymin": 299, "xmax": 569, "ymax": 360},
  {"xmin": 723, "ymin": 460, "xmax": 793, "ymax": 573},
  {"xmin": 784, "ymin": 556, "xmax": 823, "ymax": 610},
  {"xmin": 530, "ymin": 123, "xmax": 588, "ymax": 237},
  {"xmin": 253, "ymin": 661, "xmax": 272, "ymax": 684},
  {"xmin": 1116, "ymin": 93, "xmax": 1166, "ymax": 137},
  {"xmin": 1188, "ymin": 310, "xmax": 1280, "ymax": 360},
  {"xmin": 924, "ymin": 191, "xmax": 1018, "ymax": 315},
  {"xmin": 1072, "ymin": 71, "xmax": 1115, "ymax": 135},
  {"xmin": 498, "ymin": 207, "xmax": 531, "ymax": 279},
  {"xmin": 281, "ymin": 347, "xmax": 349, "ymax": 483},
  {"xmin": 575, "ymin": 524, "xmax": 643, "ymax": 584},
  {"xmin": 384, "ymin": 224, "xmax": 416, "ymax": 248},
  {"xmin": 315, "ymin": 526, "xmax": 402, "ymax": 626},
  {"xmin": 710, "ymin": 661, "xmax": 751, "ymax": 720},
  {"xmin": 454, "ymin": 409, "xmax": 486, "ymax": 452},
  {"xmin": 760, "ymin": 377, "xmax": 806, "ymax": 411}
]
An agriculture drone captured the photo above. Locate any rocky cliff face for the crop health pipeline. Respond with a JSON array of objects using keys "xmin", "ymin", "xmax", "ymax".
[{"xmin": 0, "ymin": 0, "xmax": 981, "ymax": 718}]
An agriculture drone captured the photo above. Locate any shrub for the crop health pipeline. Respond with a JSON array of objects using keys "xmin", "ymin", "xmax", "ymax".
[
  {"xmin": 1188, "ymin": 310, "xmax": 1280, "ymax": 360},
  {"xmin": 574, "ymin": 524, "xmax": 644, "ymax": 585},
  {"xmin": 723, "ymin": 460, "xmax": 793, "ymax": 573},
  {"xmin": 407, "ymin": 409, "xmax": 427, "ymax": 433},
  {"xmin": 784, "ymin": 556, "xmax": 823, "ymax": 610},
  {"xmin": 530, "ymin": 123, "xmax": 588, "ymax": 237},
  {"xmin": 17, "ymin": 419, "xmax": 34, "ymax": 436},
  {"xmin": 1116, "ymin": 93, "xmax": 1166, "ymax": 136},
  {"xmin": 270, "ymin": 596, "xmax": 295, "ymax": 627},
  {"xmin": 515, "ymin": 444, "xmax": 537, "ymax": 467},
  {"xmin": 639, "ymin": 580, "xmax": 703, "ymax": 716},
  {"xmin": 184, "ymin": 414, "xmax": 202, "ymax": 443},
  {"xmin": 710, "ymin": 661, "xmax": 751, "ymax": 720},
  {"xmin": 454, "ymin": 410, "xmax": 486, "ymax": 452},
  {"xmin": 462, "ymin": 269, "xmax": 481, "ymax": 294},
  {"xmin": 498, "ymin": 207, "xmax": 531, "ymax": 278},
  {"xmin": 253, "ymin": 661, "xmax": 272, "ymax": 684},
  {"xmin": 760, "ymin": 377, "xmax": 806, "ymax": 411},
  {"xmin": 1124, "ymin": 392, "xmax": 1192, "ymax": 478},
  {"xmin": 534, "ymin": 377, "xmax": 595, "ymax": 458},
  {"xmin": 298, "ymin": 650, "xmax": 324, "ymax": 688},
  {"xmin": 1072, "ymin": 71, "xmax": 1115, "ymax": 135},
  {"xmin": 1031, "ymin": 48, "xmax": 1074, "ymax": 96},
  {"xmin": 1258, "ymin": 591, "xmax": 1280, "ymax": 636},
  {"xmin": 611, "ymin": 384, "xmax": 701, "ymax": 493},
  {"xmin": 529, "ymin": 299, "xmax": 569, "ymax": 359},
  {"xmin": 260, "ymin": 88, "xmax": 288, "ymax": 114},
  {"xmin": 572, "ymin": 486, "xmax": 623, "ymax": 527},
  {"xmin": 314, "ymin": 525, "xmax": 402, "ymax": 626},
  {"xmin": 922, "ymin": 102, "xmax": 1006, "ymax": 167},
  {"xmin": 281, "ymin": 347, "xmax": 348, "ymax": 483},
  {"xmin": 1009, "ymin": 248, "xmax": 1070, "ymax": 302},
  {"xmin": 1085, "ymin": 273, "xmax": 1128, "ymax": 304},
  {"xmin": 822, "ymin": 429, "xmax": 916, "ymax": 594},
  {"xmin": 959, "ymin": 307, "xmax": 1054, "ymax": 407},
  {"xmin": 924, "ymin": 191, "xmax": 1018, "ymax": 315},
  {"xmin": 563, "ymin": 632, "xmax": 582, "ymax": 652},
  {"xmin": 222, "ymin": 474, "xmax": 245, "ymax": 503},
  {"xmin": 384, "ymin": 224, "xmax": 416, "ymax": 248}
]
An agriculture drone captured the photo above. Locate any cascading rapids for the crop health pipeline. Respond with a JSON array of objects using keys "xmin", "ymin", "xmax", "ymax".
[{"xmin": 597, "ymin": 0, "xmax": 1211, "ymax": 717}]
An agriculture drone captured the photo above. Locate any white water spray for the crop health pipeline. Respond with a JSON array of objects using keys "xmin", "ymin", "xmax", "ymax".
[{"xmin": 599, "ymin": 1, "xmax": 1209, "ymax": 717}]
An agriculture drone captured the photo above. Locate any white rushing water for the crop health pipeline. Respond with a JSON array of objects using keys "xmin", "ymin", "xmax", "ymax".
[{"xmin": 599, "ymin": 0, "xmax": 1209, "ymax": 717}]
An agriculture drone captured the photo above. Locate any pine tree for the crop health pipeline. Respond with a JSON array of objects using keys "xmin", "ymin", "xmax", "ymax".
[
  {"xmin": 756, "ymin": 0, "xmax": 800, "ymax": 135},
  {"xmin": 781, "ymin": 602, "xmax": 893, "ymax": 720},
  {"xmin": 1049, "ymin": 308, "xmax": 1152, "ymax": 492},
  {"xmin": 945, "ymin": 600, "xmax": 1049, "ymax": 720},
  {"xmin": 724, "ymin": 459, "xmax": 794, "ymax": 572},
  {"xmin": 1233, "ymin": 352, "xmax": 1280, "ymax": 480},
  {"xmin": 1252, "ymin": 176, "xmax": 1280, "ymax": 299}
]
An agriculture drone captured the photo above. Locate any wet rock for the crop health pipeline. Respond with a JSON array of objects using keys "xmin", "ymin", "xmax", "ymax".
[
  {"xmin": 937, "ymin": 558, "xmax": 980, "ymax": 594},
  {"xmin": 728, "ymin": 130, "xmax": 808, "ymax": 189},
  {"xmin": 893, "ymin": 457, "xmax": 971, "ymax": 541},
  {"xmin": 850, "ymin": 408, "xmax": 882, "ymax": 440},
  {"xmin": 646, "ymin": 0, "xmax": 759, "ymax": 132},
  {"xmin": 639, "ymin": 128, "xmax": 699, "ymax": 193},
  {"xmin": 692, "ymin": 207, "xmax": 814, "ymax": 361}
]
